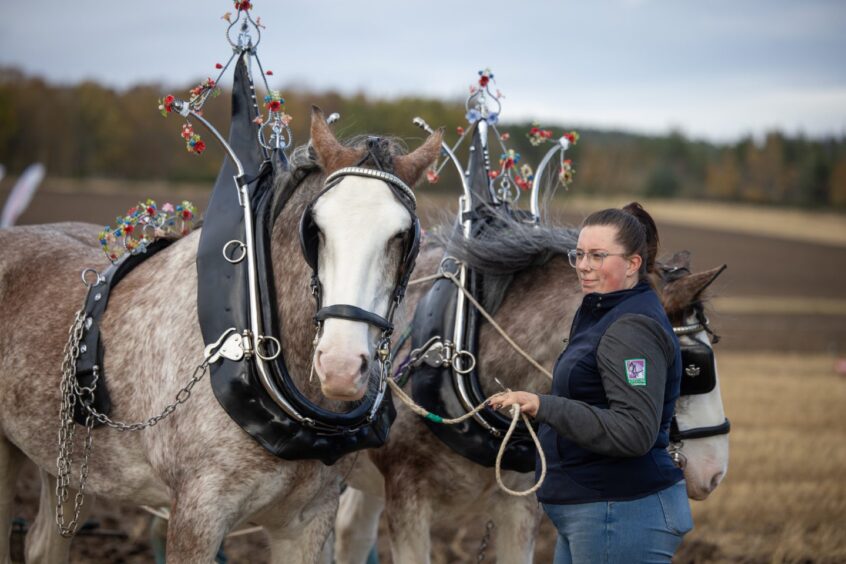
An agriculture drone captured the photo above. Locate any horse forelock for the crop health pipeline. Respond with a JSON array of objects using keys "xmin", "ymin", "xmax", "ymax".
[{"xmin": 271, "ymin": 136, "xmax": 414, "ymax": 218}]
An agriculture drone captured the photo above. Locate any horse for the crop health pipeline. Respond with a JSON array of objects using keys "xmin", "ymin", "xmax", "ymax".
[
  {"xmin": 0, "ymin": 108, "xmax": 442, "ymax": 563},
  {"xmin": 333, "ymin": 211, "xmax": 729, "ymax": 563}
]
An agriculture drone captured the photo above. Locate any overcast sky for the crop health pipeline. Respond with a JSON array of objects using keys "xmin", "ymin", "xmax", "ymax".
[{"xmin": 2, "ymin": 0, "xmax": 845, "ymax": 142}]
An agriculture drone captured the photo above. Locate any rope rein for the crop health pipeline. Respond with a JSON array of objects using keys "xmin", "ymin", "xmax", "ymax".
[{"xmin": 386, "ymin": 378, "xmax": 546, "ymax": 496}]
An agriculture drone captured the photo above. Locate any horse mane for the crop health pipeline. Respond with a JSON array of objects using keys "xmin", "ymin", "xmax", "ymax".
[{"xmin": 429, "ymin": 207, "xmax": 579, "ymax": 313}]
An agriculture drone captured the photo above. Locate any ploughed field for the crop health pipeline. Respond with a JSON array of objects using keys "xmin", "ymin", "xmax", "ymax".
[{"xmin": 4, "ymin": 179, "xmax": 846, "ymax": 562}]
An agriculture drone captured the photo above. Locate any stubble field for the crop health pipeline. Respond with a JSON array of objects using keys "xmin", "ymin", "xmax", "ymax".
[{"xmin": 3, "ymin": 178, "xmax": 846, "ymax": 562}]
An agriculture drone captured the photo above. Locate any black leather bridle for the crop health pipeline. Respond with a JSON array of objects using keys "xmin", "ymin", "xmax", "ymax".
[
  {"xmin": 299, "ymin": 164, "xmax": 421, "ymax": 358},
  {"xmin": 671, "ymin": 327, "xmax": 731, "ymax": 443}
]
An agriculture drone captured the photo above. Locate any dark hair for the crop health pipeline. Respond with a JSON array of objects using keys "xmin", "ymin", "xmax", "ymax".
[{"xmin": 581, "ymin": 202, "xmax": 659, "ymax": 278}]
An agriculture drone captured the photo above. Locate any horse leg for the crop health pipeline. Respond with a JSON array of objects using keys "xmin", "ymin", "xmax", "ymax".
[
  {"xmin": 334, "ymin": 486, "xmax": 385, "ymax": 564},
  {"xmin": 0, "ymin": 436, "xmax": 24, "ymax": 564},
  {"xmin": 165, "ymin": 492, "xmax": 230, "ymax": 563},
  {"xmin": 335, "ymin": 454, "xmax": 386, "ymax": 564},
  {"xmin": 24, "ymin": 469, "xmax": 92, "ymax": 564},
  {"xmin": 265, "ymin": 496, "xmax": 339, "ymax": 564},
  {"xmin": 488, "ymin": 490, "xmax": 542, "ymax": 564},
  {"xmin": 384, "ymin": 487, "xmax": 432, "ymax": 564}
]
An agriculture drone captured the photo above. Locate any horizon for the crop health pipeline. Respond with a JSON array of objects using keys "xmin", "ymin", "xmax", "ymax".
[{"xmin": 2, "ymin": 0, "xmax": 845, "ymax": 143}]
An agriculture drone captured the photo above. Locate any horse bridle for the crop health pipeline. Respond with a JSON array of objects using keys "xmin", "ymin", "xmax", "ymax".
[
  {"xmin": 670, "ymin": 319, "xmax": 731, "ymax": 463},
  {"xmin": 298, "ymin": 165, "xmax": 421, "ymax": 377}
]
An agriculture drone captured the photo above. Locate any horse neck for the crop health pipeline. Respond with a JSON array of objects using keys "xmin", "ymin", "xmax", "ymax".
[{"xmin": 477, "ymin": 255, "xmax": 582, "ymax": 395}]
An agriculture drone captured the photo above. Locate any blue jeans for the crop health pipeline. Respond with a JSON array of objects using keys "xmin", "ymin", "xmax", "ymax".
[{"xmin": 542, "ymin": 480, "xmax": 692, "ymax": 563}]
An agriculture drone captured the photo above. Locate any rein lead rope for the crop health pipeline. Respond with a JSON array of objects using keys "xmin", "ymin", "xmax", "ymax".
[{"xmin": 386, "ymin": 378, "xmax": 546, "ymax": 496}]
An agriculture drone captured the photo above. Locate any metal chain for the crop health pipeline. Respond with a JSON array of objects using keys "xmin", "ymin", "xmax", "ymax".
[
  {"xmin": 55, "ymin": 309, "xmax": 211, "ymax": 537},
  {"xmin": 79, "ymin": 361, "xmax": 209, "ymax": 432},
  {"xmin": 476, "ymin": 519, "xmax": 495, "ymax": 562},
  {"xmin": 56, "ymin": 310, "xmax": 91, "ymax": 537}
]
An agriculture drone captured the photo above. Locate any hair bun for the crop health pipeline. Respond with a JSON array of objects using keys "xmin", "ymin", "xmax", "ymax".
[{"xmin": 622, "ymin": 202, "xmax": 659, "ymax": 273}]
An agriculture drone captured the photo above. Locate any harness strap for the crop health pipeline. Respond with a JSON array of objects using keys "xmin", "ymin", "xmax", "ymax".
[
  {"xmin": 670, "ymin": 416, "xmax": 731, "ymax": 442},
  {"xmin": 315, "ymin": 304, "xmax": 393, "ymax": 332},
  {"xmin": 74, "ymin": 239, "xmax": 173, "ymax": 426}
]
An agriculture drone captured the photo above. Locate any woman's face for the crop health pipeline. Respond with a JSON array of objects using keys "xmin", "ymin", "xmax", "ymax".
[{"xmin": 575, "ymin": 225, "xmax": 642, "ymax": 295}]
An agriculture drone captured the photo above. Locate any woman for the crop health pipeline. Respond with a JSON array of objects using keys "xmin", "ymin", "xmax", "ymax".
[{"xmin": 489, "ymin": 202, "xmax": 692, "ymax": 563}]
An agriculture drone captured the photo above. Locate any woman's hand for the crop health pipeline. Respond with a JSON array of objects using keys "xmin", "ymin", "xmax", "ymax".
[{"xmin": 488, "ymin": 391, "xmax": 540, "ymax": 417}]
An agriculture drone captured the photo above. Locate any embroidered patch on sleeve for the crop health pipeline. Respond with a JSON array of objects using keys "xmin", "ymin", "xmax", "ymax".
[{"xmin": 624, "ymin": 358, "xmax": 647, "ymax": 386}]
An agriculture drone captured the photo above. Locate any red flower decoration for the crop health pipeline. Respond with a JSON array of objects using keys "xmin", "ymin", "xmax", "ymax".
[
  {"xmin": 456, "ymin": 126, "xmax": 465, "ymax": 136},
  {"xmin": 268, "ymin": 100, "xmax": 282, "ymax": 112},
  {"xmin": 479, "ymin": 76, "xmax": 490, "ymax": 87},
  {"xmin": 124, "ymin": 225, "xmax": 134, "ymax": 234},
  {"xmin": 500, "ymin": 132, "xmax": 510, "ymax": 141},
  {"xmin": 426, "ymin": 169, "xmax": 440, "ymax": 184},
  {"xmin": 266, "ymin": 70, "xmax": 273, "ymax": 76},
  {"xmin": 234, "ymin": 1, "xmax": 252, "ymax": 10},
  {"xmin": 147, "ymin": 206, "xmax": 156, "ymax": 216},
  {"xmin": 215, "ymin": 63, "xmax": 223, "ymax": 69},
  {"xmin": 193, "ymin": 141, "xmax": 206, "ymax": 154},
  {"xmin": 182, "ymin": 209, "xmax": 194, "ymax": 219},
  {"xmin": 489, "ymin": 171, "xmax": 499, "ymax": 179}
]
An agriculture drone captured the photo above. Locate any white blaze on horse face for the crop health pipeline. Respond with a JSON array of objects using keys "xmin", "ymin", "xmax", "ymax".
[
  {"xmin": 676, "ymin": 327, "xmax": 730, "ymax": 500},
  {"xmin": 311, "ymin": 176, "xmax": 411, "ymax": 401}
]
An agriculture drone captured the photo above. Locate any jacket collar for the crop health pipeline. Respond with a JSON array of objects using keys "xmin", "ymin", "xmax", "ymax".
[{"xmin": 581, "ymin": 280, "xmax": 653, "ymax": 312}]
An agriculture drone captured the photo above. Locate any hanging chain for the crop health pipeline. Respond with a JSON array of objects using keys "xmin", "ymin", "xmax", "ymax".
[
  {"xmin": 475, "ymin": 519, "xmax": 495, "ymax": 562},
  {"xmin": 55, "ymin": 309, "xmax": 211, "ymax": 537},
  {"xmin": 56, "ymin": 310, "xmax": 92, "ymax": 537}
]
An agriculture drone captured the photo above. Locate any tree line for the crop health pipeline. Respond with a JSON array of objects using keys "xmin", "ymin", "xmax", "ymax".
[{"xmin": 1, "ymin": 67, "xmax": 844, "ymax": 209}]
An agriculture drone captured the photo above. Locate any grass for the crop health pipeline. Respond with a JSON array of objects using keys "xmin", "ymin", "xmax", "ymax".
[{"xmin": 678, "ymin": 352, "xmax": 846, "ymax": 563}]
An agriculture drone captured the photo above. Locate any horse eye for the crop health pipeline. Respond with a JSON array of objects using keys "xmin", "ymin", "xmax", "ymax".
[{"xmin": 392, "ymin": 232, "xmax": 405, "ymax": 241}]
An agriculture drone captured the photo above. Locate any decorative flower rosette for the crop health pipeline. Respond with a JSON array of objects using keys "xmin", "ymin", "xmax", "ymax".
[
  {"xmin": 157, "ymin": 1, "xmax": 292, "ymax": 154},
  {"xmin": 526, "ymin": 124, "xmax": 580, "ymax": 189},
  {"xmin": 98, "ymin": 199, "xmax": 197, "ymax": 263}
]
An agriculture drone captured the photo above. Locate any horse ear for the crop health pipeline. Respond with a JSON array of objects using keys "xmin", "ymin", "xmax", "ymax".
[
  {"xmin": 393, "ymin": 129, "xmax": 444, "ymax": 187},
  {"xmin": 661, "ymin": 264, "xmax": 727, "ymax": 315},
  {"xmin": 310, "ymin": 105, "xmax": 363, "ymax": 175}
]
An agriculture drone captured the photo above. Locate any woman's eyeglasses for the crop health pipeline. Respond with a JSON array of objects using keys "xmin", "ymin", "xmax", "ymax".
[{"xmin": 567, "ymin": 249, "xmax": 629, "ymax": 269}]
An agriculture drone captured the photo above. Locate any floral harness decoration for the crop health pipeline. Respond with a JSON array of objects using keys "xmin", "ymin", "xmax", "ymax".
[
  {"xmin": 101, "ymin": 1, "xmax": 291, "ymax": 263},
  {"xmin": 423, "ymin": 68, "xmax": 580, "ymax": 204}
]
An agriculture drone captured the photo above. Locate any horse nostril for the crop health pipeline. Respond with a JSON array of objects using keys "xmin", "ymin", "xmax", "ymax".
[
  {"xmin": 359, "ymin": 354, "xmax": 369, "ymax": 375},
  {"xmin": 709, "ymin": 471, "xmax": 724, "ymax": 492}
]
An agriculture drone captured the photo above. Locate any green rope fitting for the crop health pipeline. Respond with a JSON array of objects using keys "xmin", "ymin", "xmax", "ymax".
[{"xmin": 424, "ymin": 412, "xmax": 443, "ymax": 424}]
